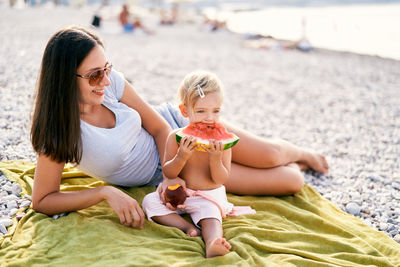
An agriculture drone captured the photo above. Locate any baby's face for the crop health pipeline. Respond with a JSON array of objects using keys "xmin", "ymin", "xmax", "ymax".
[{"xmin": 188, "ymin": 92, "xmax": 222, "ymax": 124}]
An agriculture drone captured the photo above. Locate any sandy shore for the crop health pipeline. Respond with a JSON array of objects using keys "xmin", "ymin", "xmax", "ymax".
[{"xmin": 0, "ymin": 6, "xmax": 399, "ymax": 242}]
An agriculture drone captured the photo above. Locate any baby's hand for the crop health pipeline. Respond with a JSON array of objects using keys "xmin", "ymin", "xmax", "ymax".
[
  {"xmin": 166, "ymin": 202, "xmax": 186, "ymax": 211},
  {"xmin": 201, "ymin": 140, "xmax": 224, "ymax": 160},
  {"xmin": 177, "ymin": 136, "xmax": 197, "ymax": 160},
  {"xmin": 158, "ymin": 177, "xmax": 187, "ymax": 204}
]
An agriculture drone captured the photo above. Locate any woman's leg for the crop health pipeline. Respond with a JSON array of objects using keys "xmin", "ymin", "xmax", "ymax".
[
  {"xmin": 225, "ymin": 162, "xmax": 305, "ymax": 195},
  {"xmin": 223, "ymin": 120, "xmax": 329, "ymax": 173}
]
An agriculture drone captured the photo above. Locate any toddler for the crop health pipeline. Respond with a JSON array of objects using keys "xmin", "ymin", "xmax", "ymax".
[{"xmin": 143, "ymin": 71, "xmax": 234, "ymax": 258}]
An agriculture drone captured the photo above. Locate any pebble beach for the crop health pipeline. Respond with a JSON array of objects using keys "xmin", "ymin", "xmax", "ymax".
[{"xmin": 0, "ymin": 5, "xmax": 399, "ymax": 243}]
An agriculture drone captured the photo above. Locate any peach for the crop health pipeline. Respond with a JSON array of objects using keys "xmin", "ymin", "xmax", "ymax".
[{"xmin": 164, "ymin": 184, "xmax": 187, "ymax": 208}]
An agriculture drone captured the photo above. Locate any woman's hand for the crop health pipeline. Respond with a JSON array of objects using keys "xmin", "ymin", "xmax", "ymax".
[
  {"xmin": 101, "ymin": 186, "xmax": 145, "ymax": 229},
  {"xmin": 158, "ymin": 177, "xmax": 187, "ymax": 210}
]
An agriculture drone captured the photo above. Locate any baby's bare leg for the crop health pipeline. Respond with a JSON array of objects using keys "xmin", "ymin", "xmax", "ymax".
[
  {"xmin": 153, "ymin": 214, "xmax": 200, "ymax": 237},
  {"xmin": 199, "ymin": 218, "xmax": 231, "ymax": 258}
]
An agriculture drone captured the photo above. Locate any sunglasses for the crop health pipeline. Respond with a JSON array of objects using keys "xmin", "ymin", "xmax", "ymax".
[{"xmin": 76, "ymin": 63, "xmax": 113, "ymax": 86}]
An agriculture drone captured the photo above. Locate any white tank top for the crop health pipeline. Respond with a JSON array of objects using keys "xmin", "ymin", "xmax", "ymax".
[{"xmin": 77, "ymin": 70, "xmax": 159, "ymax": 187}]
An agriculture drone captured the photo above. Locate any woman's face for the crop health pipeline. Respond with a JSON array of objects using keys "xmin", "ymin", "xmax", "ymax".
[{"xmin": 76, "ymin": 45, "xmax": 111, "ymax": 110}]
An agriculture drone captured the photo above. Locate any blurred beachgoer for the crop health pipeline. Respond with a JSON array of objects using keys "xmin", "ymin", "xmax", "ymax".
[
  {"xmin": 204, "ymin": 17, "xmax": 227, "ymax": 32},
  {"xmin": 91, "ymin": 15, "xmax": 101, "ymax": 28},
  {"xmin": 91, "ymin": 7, "xmax": 103, "ymax": 28},
  {"xmin": 160, "ymin": 3, "xmax": 179, "ymax": 25},
  {"xmin": 243, "ymin": 16, "xmax": 311, "ymax": 52},
  {"xmin": 119, "ymin": 4, "xmax": 153, "ymax": 34},
  {"xmin": 30, "ymin": 26, "xmax": 328, "ymax": 229},
  {"xmin": 119, "ymin": 4, "xmax": 130, "ymax": 28},
  {"xmin": 244, "ymin": 36, "xmax": 312, "ymax": 52},
  {"xmin": 202, "ymin": 11, "xmax": 227, "ymax": 32},
  {"xmin": 297, "ymin": 16, "xmax": 312, "ymax": 52},
  {"xmin": 295, "ymin": 39, "xmax": 312, "ymax": 52}
]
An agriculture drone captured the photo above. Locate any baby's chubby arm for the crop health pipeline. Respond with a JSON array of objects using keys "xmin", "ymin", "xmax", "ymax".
[
  {"xmin": 201, "ymin": 140, "xmax": 232, "ymax": 185},
  {"xmin": 162, "ymin": 129, "xmax": 197, "ymax": 179}
]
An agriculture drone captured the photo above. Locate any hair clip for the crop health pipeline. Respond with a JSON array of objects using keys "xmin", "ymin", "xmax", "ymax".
[{"xmin": 197, "ymin": 84, "xmax": 205, "ymax": 98}]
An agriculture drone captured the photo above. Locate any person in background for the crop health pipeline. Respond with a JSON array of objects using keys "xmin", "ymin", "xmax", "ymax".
[
  {"xmin": 119, "ymin": 4, "xmax": 153, "ymax": 34},
  {"xmin": 91, "ymin": 6, "xmax": 103, "ymax": 28},
  {"xmin": 160, "ymin": 3, "xmax": 179, "ymax": 25}
]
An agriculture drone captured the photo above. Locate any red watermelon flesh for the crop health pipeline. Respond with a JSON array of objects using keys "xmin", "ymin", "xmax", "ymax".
[
  {"xmin": 176, "ymin": 122, "xmax": 239, "ymax": 151},
  {"xmin": 182, "ymin": 123, "xmax": 234, "ymax": 140}
]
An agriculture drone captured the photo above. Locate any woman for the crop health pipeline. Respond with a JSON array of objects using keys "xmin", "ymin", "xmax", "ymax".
[{"xmin": 31, "ymin": 26, "xmax": 328, "ymax": 229}]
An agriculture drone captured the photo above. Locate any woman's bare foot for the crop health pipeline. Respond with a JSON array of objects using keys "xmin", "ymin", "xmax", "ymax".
[
  {"xmin": 296, "ymin": 162, "xmax": 308, "ymax": 171},
  {"xmin": 206, "ymin": 237, "xmax": 231, "ymax": 258},
  {"xmin": 287, "ymin": 162, "xmax": 308, "ymax": 172},
  {"xmin": 299, "ymin": 150, "xmax": 329, "ymax": 174},
  {"xmin": 186, "ymin": 226, "xmax": 201, "ymax": 237}
]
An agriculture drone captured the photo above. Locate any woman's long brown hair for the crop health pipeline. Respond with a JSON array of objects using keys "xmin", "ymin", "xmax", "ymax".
[{"xmin": 31, "ymin": 26, "xmax": 104, "ymax": 164}]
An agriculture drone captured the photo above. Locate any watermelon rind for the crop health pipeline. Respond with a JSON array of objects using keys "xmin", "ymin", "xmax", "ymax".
[{"xmin": 175, "ymin": 130, "xmax": 239, "ymax": 152}]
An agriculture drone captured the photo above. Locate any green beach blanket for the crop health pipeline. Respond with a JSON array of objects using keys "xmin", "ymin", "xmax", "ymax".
[{"xmin": 1, "ymin": 161, "xmax": 399, "ymax": 267}]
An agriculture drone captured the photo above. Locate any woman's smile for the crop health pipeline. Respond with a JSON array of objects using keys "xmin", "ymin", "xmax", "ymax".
[{"xmin": 92, "ymin": 89, "xmax": 104, "ymax": 96}]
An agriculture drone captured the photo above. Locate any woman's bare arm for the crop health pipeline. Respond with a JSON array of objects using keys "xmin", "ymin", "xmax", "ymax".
[
  {"xmin": 32, "ymin": 154, "xmax": 144, "ymax": 228},
  {"xmin": 120, "ymin": 80, "xmax": 171, "ymax": 165}
]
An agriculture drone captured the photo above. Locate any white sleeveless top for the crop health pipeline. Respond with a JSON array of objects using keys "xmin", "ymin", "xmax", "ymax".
[{"xmin": 77, "ymin": 70, "xmax": 159, "ymax": 187}]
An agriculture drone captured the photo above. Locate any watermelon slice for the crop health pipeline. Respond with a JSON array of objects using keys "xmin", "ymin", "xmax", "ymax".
[{"xmin": 175, "ymin": 122, "xmax": 239, "ymax": 152}]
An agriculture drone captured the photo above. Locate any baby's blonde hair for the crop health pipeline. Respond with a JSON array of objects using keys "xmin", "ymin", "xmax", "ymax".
[{"xmin": 178, "ymin": 70, "xmax": 224, "ymax": 108}]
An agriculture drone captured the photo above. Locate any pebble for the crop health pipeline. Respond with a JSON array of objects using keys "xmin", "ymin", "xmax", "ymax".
[
  {"xmin": 393, "ymin": 182, "xmax": 400, "ymax": 190},
  {"xmin": 0, "ymin": 218, "xmax": 13, "ymax": 228},
  {"xmin": 0, "ymin": 173, "xmax": 31, "ymax": 235},
  {"xmin": 52, "ymin": 213, "xmax": 68, "ymax": 220},
  {"xmin": 3, "ymin": 185, "xmax": 12, "ymax": 193},
  {"xmin": 9, "ymin": 208, "xmax": 18, "ymax": 217},
  {"xmin": 0, "ymin": 224, "xmax": 7, "ymax": 235},
  {"xmin": 362, "ymin": 209, "xmax": 371, "ymax": 215},
  {"xmin": 16, "ymin": 212, "xmax": 25, "ymax": 221},
  {"xmin": 3, "ymin": 194, "xmax": 18, "ymax": 202},
  {"xmin": 391, "ymin": 192, "xmax": 400, "ymax": 200},
  {"xmin": 346, "ymin": 202, "xmax": 361, "ymax": 216},
  {"xmin": 6, "ymin": 200, "xmax": 17, "ymax": 210},
  {"xmin": 379, "ymin": 223, "xmax": 389, "ymax": 231},
  {"xmin": 20, "ymin": 200, "xmax": 31, "ymax": 208},
  {"xmin": 389, "ymin": 230, "xmax": 399, "ymax": 237},
  {"xmin": 11, "ymin": 183, "xmax": 21, "ymax": 195}
]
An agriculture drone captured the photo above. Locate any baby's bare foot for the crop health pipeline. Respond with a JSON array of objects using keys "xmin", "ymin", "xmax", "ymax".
[
  {"xmin": 300, "ymin": 150, "xmax": 329, "ymax": 174},
  {"xmin": 186, "ymin": 226, "xmax": 201, "ymax": 237},
  {"xmin": 206, "ymin": 237, "xmax": 231, "ymax": 258}
]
